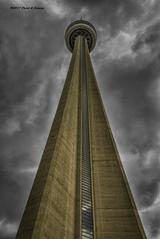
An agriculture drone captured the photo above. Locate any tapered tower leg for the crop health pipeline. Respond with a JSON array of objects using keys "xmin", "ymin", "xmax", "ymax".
[
  {"xmin": 85, "ymin": 44, "xmax": 147, "ymax": 239},
  {"xmin": 16, "ymin": 20, "xmax": 147, "ymax": 239},
  {"xmin": 16, "ymin": 37, "xmax": 81, "ymax": 239}
]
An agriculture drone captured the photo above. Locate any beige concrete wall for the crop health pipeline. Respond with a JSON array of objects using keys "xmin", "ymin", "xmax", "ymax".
[
  {"xmin": 16, "ymin": 37, "xmax": 81, "ymax": 239},
  {"xmin": 86, "ymin": 48, "xmax": 147, "ymax": 239},
  {"xmin": 16, "ymin": 33, "xmax": 147, "ymax": 239}
]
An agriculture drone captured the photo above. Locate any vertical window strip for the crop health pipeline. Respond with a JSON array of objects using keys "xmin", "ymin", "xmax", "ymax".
[{"xmin": 81, "ymin": 36, "xmax": 94, "ymax": 239}]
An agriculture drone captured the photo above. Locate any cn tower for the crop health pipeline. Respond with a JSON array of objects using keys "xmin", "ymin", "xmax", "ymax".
[{"xmin": 16, "ymin": 20, "xmax": 147, "ymax": 239}]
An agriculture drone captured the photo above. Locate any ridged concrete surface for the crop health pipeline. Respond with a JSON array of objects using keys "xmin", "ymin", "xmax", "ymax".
[
  {"xmin": 16, "ymin": 37, "xmax": 81, "ymax": 239},
  {"xmin": 86, "ymin": 46, "xmax": 147, "ymax": 239},
  {"xmin": 16, "ymin": 31, "xmax": 147, "ymax": 239}
]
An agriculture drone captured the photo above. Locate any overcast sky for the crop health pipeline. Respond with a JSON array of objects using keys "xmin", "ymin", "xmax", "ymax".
[{"xmin": 0, "ymin": 0, "xmax": 160, "ymax": 238}]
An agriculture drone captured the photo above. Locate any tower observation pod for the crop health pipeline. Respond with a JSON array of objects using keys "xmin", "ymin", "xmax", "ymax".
[
  {"xmin": 16, "ymin": 20, "xmax": 147, "ymax": 239},
  {"xmin": 65, "ymin": 20, "xmax": 97, "ymax": 52}
]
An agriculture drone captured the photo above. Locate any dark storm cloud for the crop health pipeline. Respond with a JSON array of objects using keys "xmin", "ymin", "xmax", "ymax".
[
  {"xmin": 0, "ymin": 0, "xmax": 159, "ymax": 238},
  {"xmin": 0, "ymin": 1, "xmax": 69, "ymax": 135},
  {"xmin": 88, "ymin": 2, "xmax": 160, "ymax": 234},
  {"xmin": 0, "ymin": 159, "xmax": 34, "ymax": 220},
  {"xmin": 63, "ymin": 0, "xmax": 144, "ymax": 35},
  {"xmin": 0, "ymin": 2, "xmax": 69, "ymax": 238},
  {"xmin": 64, "ymin": 0, "xmax": 142, "ymax": 16},
  {"xmin": 132, "ymin": 20, "xmax": 160, "ymax": 53},
  {"xmin": 144, "ymin": 207, "xmax": 160, "ymax": 237},
  {"xmin": 94, "ymin": 14, "xmax": 160, "ymax": 237},
  {"xmin": 98, "ymin": 39, "xmax": 160, "ymax": 192},
  {"xmin": 117, "ymin": 19, "xmax": 160, "ymax": 215}
]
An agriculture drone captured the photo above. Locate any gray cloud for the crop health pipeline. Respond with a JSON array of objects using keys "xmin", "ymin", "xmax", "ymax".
[
  {"xmin": 144, "ymin": 208, "xmax": 160, "ymax": 238},
  {"xmin": 0, "ymin": 0, "xmax": 159, "ymax": 238},
  {"xmin": 92, "ymin": 11, "xmax": 160, "ymax": 238},
  {"xmin": 62, "ymin": 0, "xmax": 144, "ymax": 36},
  {"xmin": 0, "ymin": 2, "xmax": 69, "ymax": 239},
  {"xmin": 132, "ymin": 20, "xmax": 160, "ymax": 53}
]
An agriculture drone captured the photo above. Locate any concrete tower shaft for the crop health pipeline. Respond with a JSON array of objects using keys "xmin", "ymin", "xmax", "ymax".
[{"xmin": 16, "ymin": 20, "xmax": 147, "ymax": 239}]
